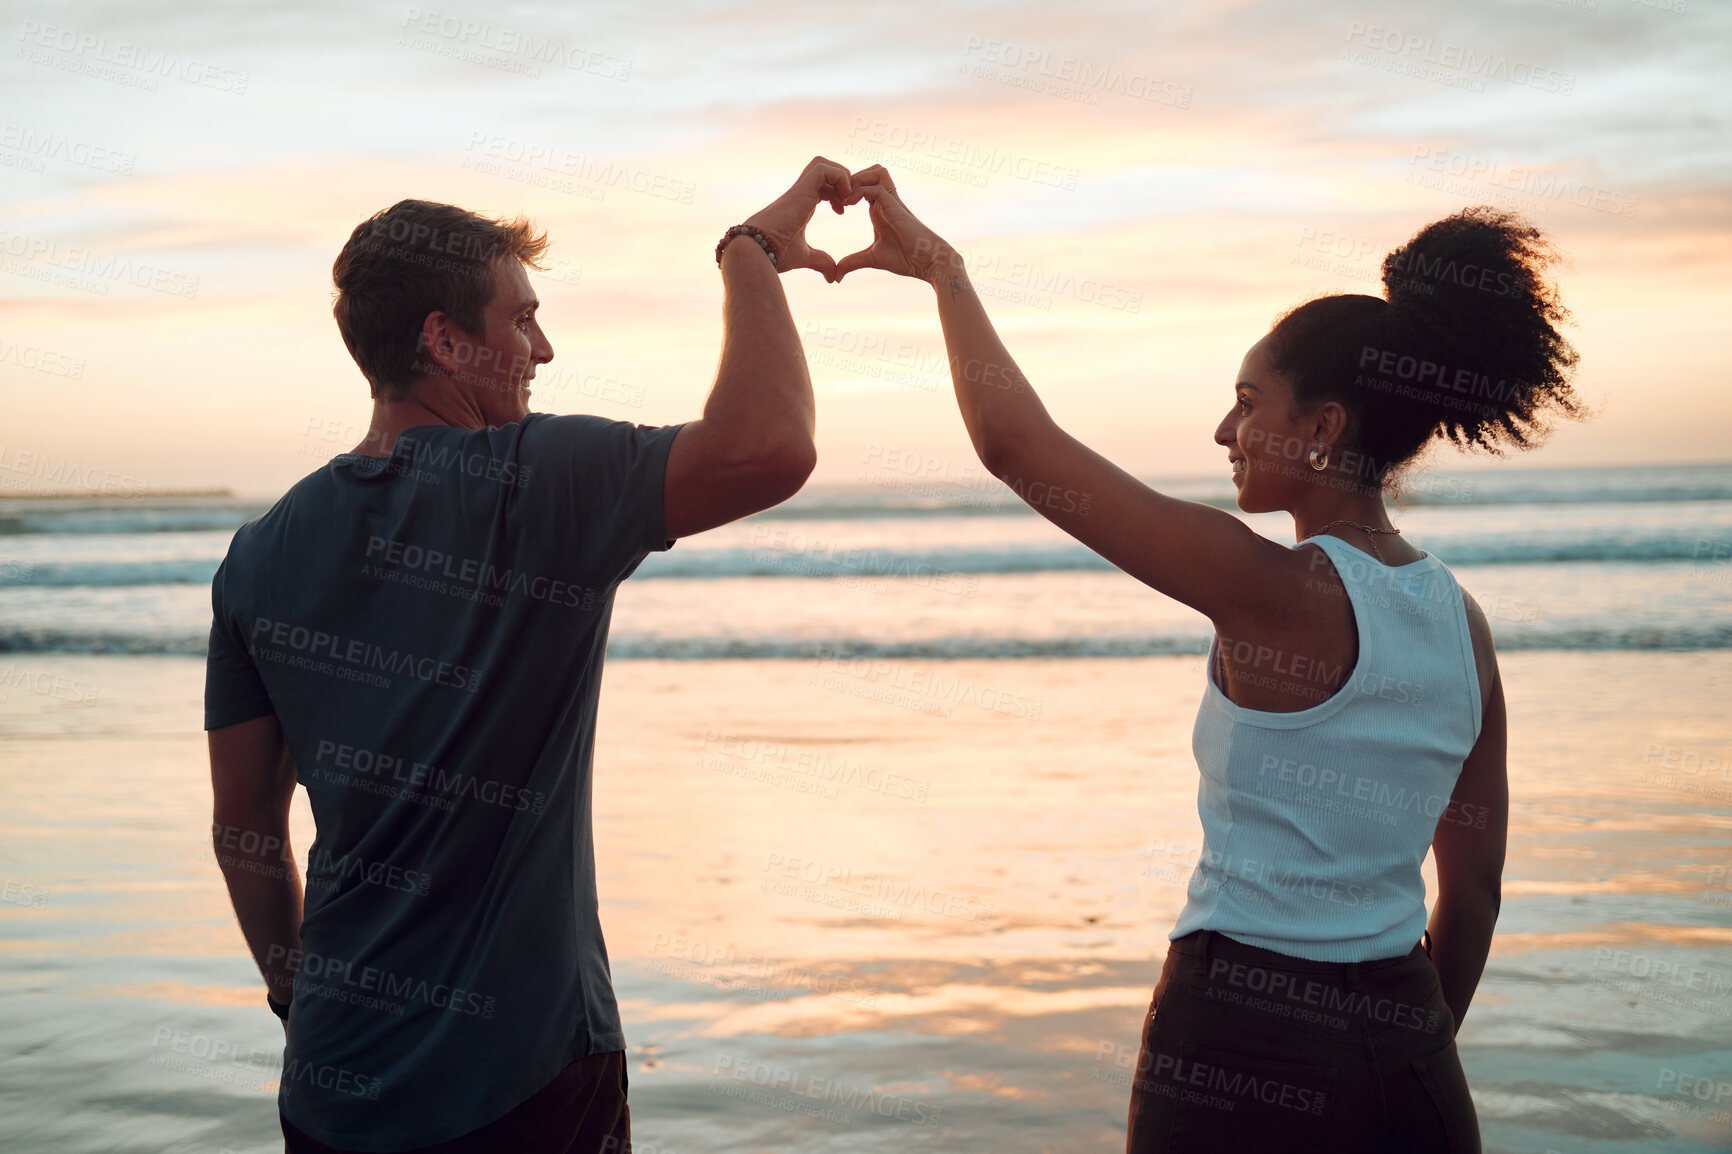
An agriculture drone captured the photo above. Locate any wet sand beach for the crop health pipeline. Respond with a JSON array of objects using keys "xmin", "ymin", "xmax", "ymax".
[{"xmin": 2, "ymin": 651, "xmax": 1729, "ymax": 1152}]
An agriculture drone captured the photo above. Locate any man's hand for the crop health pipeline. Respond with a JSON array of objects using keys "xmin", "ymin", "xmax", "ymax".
[
  {"xmin": 834, "ymin": 166, "xmax": 953, "ymax": 285},
  {"xmin": 741, "ymin": 156, "xmax": 855, "ymax": 282}
]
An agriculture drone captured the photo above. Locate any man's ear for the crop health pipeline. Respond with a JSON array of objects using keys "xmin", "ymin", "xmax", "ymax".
[{"xmin": 414, "ymin": 311, "xmax": 460, "ymax": 377}]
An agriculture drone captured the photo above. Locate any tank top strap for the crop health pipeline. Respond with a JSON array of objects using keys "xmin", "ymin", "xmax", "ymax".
[{"xmin": 1306, "ymin": 533, "xmax": 1481, "ymax": 744}]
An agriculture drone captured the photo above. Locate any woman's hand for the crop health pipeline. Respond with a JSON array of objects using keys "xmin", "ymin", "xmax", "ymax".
[
  {"xmin": 834, "ymin": 166, "xmax": 955, "ymax": 286},
  {"xmin": 741, "ymin": 156, "xmax": 855, "ymax": 282}
]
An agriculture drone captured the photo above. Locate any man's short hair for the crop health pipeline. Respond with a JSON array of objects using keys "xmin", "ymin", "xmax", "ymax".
[{"xmin": 332, "ymin": 200, "xmax": 548, "ymax": 400}]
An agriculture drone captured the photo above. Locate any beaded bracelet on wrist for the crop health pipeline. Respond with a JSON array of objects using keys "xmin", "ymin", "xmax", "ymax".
[{"xmin": 715, "ymin": 224, "xmax": 778, "ymax": 270}]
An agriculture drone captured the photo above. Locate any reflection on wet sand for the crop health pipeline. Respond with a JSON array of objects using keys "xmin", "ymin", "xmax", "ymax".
[{"xmin": 1, "ymin": 653, "xmax": 1729, "ymax": 1151}]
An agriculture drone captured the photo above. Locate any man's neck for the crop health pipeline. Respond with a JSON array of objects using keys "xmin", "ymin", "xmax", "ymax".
[{"xmin": 349, "ymin": 382, "xmax": 491, "ymax": 458}]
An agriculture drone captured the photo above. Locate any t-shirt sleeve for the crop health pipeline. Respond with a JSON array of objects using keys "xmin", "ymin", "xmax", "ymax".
[
  {"xmin": 517, "ymin": 414, "xmax": 685, "ymax": 583},
  {"xmin": 204, "ymin": 557, "xmax": 275, "ymax": 730}
]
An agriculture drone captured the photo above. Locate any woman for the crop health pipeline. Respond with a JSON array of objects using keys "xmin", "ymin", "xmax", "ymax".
[{"xmin": 834, "ymin": 169, "xmax": 1583, "ymax": 1152}]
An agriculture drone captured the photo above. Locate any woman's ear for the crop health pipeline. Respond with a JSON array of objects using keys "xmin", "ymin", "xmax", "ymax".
[{"xmin": 1315, "ymin": 400, "xmax": 1350, "ymax": 448}]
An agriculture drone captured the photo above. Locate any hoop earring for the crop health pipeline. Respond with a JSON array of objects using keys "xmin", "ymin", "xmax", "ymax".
[{"xmin": 1308, "ymin": 444, "xmax": 1330, "ymax": 472}]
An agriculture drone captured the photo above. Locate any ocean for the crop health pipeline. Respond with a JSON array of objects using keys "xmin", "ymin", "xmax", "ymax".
[{"xmin": 4, "ymin": 461, "xmax": 1730, "ymax": 658}]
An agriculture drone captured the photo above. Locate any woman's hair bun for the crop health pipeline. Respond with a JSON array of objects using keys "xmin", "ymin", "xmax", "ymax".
[
  {"xmin": 1267, "ymin": 205, "xmax": 1584, "ymax": 482},
  {"xmin": 1377, "ymin": 206, "xmax": 1583, "ymax": 455}
]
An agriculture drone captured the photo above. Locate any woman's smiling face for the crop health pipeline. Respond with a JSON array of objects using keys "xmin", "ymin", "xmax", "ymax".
[{"xmin": 1214, "ymin": 337, "xmax": 1338, "ymax": 513}]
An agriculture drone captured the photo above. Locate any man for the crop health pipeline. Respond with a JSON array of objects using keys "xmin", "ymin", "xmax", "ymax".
[{"xmin": 205, "ymin": 157, "xmax": 856, "ymax": 1153}]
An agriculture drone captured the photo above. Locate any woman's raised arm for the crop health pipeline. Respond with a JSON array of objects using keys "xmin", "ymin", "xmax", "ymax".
[{"xmin": 838, "ymin": 167, "xmax": 1291, "ymax": 623}]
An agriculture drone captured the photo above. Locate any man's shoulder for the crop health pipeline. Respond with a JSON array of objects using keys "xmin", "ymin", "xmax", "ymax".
[
  {"xmin": 515, "ymin": 411, "xmax": 648, "ymax": 452},
  {"xmin": 515, "ymin": 412, "xmax": 685, "ymax": 483},
  {"xmin": 384, "ymin": 414, "xmax": 614, "ymax": 474},
  {"xmin": 221, "ymin": 464, "xmax": 340, "ymax": 565},
  {"xmin": 392, "ymin": 413, "xmax": 680, "ymax": 468}
]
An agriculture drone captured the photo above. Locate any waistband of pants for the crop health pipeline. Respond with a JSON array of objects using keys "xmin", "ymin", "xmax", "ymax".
[{"xmin": 1170, "ymin": 929, "xmax": 1429, "ymax": 985}]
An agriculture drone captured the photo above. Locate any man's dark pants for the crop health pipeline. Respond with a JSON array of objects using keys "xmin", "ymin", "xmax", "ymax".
[{"xmin": 282, "ymin": 1050, "xmax": 630, "ymax": 1154}]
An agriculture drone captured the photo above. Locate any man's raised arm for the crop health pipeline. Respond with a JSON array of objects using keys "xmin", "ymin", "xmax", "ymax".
[{"xmin": 662, "ymin": 156, "xmax": 854, "ymax": 539}]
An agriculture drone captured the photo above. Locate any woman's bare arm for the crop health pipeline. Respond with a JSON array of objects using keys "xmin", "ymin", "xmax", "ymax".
[
  {"xmin": 1426, "ymin": 595, "xmax": 1508, "ymax": 1032},
  {"xmin": 838, "ymin": 168, "xmax": 1292, "ymax": 623}
]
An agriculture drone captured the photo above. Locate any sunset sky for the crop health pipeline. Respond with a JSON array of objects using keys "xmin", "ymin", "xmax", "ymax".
[{"xmin": 2, "ymin": 0, "xmax": 1727, "ymax": 498}]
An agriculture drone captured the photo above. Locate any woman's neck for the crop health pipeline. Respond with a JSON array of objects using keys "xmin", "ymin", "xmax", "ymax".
[{"xmin": 1291, "ymin": 495, "xmax": 1422, "ymax": 564}]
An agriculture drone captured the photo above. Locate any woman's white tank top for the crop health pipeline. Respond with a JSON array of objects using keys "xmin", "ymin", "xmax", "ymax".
[{"xmin": 1169, "ymin": 533, "xmax": 1484, "ymax": 962}]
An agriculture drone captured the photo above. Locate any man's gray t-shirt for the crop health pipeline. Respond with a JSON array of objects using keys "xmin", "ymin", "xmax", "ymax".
[{"xmin": 204, "ymin": 413, "xmax": 682, "ymax": 1151}]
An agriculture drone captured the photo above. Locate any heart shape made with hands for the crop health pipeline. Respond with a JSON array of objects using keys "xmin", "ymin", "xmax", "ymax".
[{"xmin": 800, "ymin": 195, "xmax": 878, "ymax": 279}]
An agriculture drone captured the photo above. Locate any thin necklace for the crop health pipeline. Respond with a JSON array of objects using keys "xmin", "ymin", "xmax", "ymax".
[{"xmin": 1303, "ymin": 519, "xmax": 1402, "ymax": 564}]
